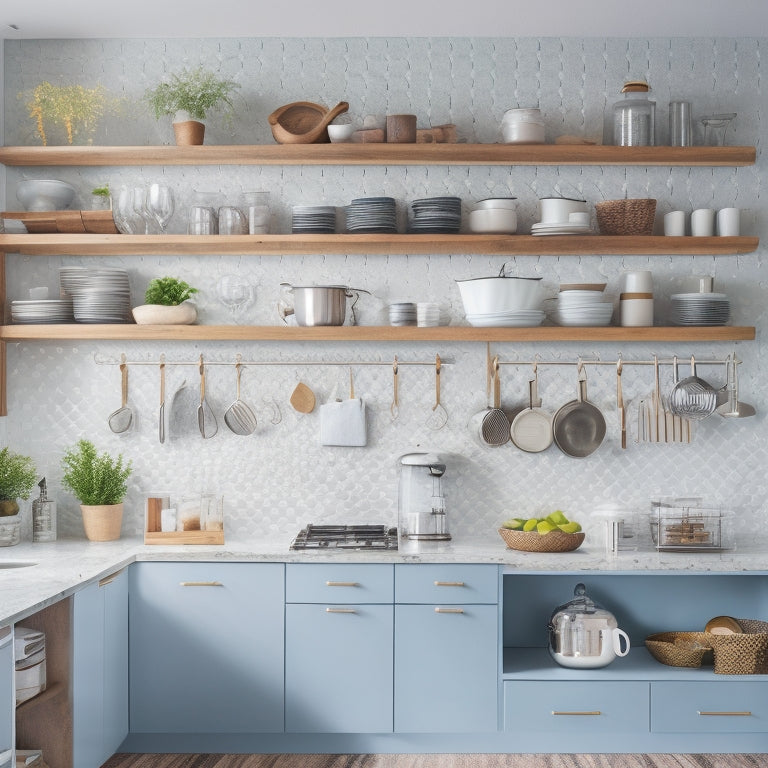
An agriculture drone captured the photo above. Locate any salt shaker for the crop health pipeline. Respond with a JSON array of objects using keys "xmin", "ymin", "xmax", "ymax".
[{"xmin": 32, "ymin": 477, "xmax": 57, "ymax": 543}]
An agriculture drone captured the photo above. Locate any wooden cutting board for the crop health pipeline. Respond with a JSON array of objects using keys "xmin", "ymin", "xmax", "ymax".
[{"xmin": 2, "ymin": 209, "xmax": 118, "ymax": 234}]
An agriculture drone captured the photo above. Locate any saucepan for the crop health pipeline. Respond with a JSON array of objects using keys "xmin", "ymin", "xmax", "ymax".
[
  {"xmin": 552, "ymin": 364, "xmax": 606, "ymax": 458},
  {"xmin": 279, "ymin": 284, "xmax": 370, "ymax": 326},
  {"xmin": 510, "ymin": 366, "xmax": 553, "ymax": 453}
]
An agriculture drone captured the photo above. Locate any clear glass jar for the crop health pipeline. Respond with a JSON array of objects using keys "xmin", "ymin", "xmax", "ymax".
[{"xmin": 613, "ymin": 80, "xmax": 655, "ymax": 146}]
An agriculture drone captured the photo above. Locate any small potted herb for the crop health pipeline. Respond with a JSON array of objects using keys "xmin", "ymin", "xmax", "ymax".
[
  {"xmin": 144, "ymin": 67, "xmax": 240, "ymax": 146},
  {"xmin": 91, "ymin": 184, "xmax": 111, "ymax": 210},
  {"xmin": 0, "ymin": 448, "xmax": 37, "ymax": 518},
  {"xmin": 132, "ymin": 276, "xmax": 199, "ymax": 325},
  {"xmin": 61, "ymin": 439, "xmax": 132, "ymax": 541}
]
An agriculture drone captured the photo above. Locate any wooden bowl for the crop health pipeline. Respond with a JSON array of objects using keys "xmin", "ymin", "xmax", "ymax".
[
  {"xmin": 498, "ymin": 528, "xmax": 585, "ymax": 553},
  {"xmin": 268, "ymin": 101, "xmax": 349, "ymax": 144}
]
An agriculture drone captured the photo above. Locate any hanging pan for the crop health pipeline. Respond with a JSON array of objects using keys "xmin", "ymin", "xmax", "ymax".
[
  {"xmin": 510, "ymin": 366, "xmax": 553, "ymax": 453},
  {"xmin": 552, "ymin": 363, "xmax": 606, "ymax": 458}
]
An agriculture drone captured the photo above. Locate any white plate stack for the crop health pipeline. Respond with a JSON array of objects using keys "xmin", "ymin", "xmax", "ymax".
[
  {"xmin": 670, "ymin": 293, "xmax": 731, "ymax": 326},
  {"xmin": 345, "ymin": 197, "xmax": 397, "ymax": 233},
  {"xmin": 465, "ymin": 309, "xmax": 545, "ymax": 327},
  {"xmin": 60, "ymin": 266, "xmax": 132, "ymax": 323},
  {"xmin": 551, "ymin": 288, "xmax": 614, "ymax": 327},
  {"xmin": 291, "ymin": 205, "xmax": 337, "ymax": 233},
  {"xmin": 11, "ymin": 298, "xmax": 74, "ymax": 324}
]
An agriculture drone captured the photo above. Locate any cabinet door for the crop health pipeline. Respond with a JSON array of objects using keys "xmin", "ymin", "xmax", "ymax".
[
  {"xmin": 102, "ymin": 569, "xmax": 128, "ymax": 757},
  {"xmin": 129, "ymin": 562, "xmax": 284, "ymax": 734},
  {"xmin": 0, "ymin": 627, "xmax": 13, "ymax": 768},
  {"xmin": 395, "ymin": 604, "xmax": 498, "ymax": 732},
  {"xmin": 285, "ymin": 603, "xmax": 393, "ymax": 733}
]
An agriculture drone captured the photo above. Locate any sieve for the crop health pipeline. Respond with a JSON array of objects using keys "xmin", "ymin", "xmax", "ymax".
[
  {"xmin": 478, "ymin": 357, "xmax": 511, "ymax": 446},
  {"xmin": 668, "ymin": 355, "xmax": 717, "ymax": 422}
]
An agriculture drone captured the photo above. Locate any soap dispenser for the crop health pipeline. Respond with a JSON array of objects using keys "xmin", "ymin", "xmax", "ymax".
[{"xmin": 32, "ymin": 477, "xmax": 57, "ymax": 542}]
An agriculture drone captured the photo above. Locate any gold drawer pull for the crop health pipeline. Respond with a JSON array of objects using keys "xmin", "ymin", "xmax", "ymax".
[
  {"xmin": 434, "ymin": 581, "xmax": 465, "ymax": 587},
  {"xmin": 98, "ymin": 567, "xmax": 126, "ymax": 587},
  {"xmin": 326, "ymin": 581, "xmax": 360, "ymax": 587},
  {"xmin": 552, "ymin": 711, "xmax": 602, "ymax": 716},
  {"xmin": 326, "ymin": 607, "xmax": 357, "ymax": 614},
  {"xmin": 698, "ymin": 711, "xmax": 753, "ymax": 717},
  {"xmin": 434, "ymin": 607, "xmax": 464, "ymax": 614},
  {"xmin": 179, "ymin": 581, "xmax": 223, "ymax": 587}
]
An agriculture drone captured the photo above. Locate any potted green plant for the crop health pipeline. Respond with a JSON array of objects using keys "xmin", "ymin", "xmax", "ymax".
[
  {"xmin": 132, "ymin": 276, "xmax": 199, "ymax": 325},
  {"xmin": 144, "ymin": 67, "xmax": 240, "ymax": 146},
  {"xmin": 0, "ymin": 448, "xmax": 37, "ymax": 517},
  {"xmin": 60, "ymin": 439, "xmax": 132, "ymax": 541},
  {"xmin": 91, "ymin": 184, "xmax": 111, "ymax": 210}
]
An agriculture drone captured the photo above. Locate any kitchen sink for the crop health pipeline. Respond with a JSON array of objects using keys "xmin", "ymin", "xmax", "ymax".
[{"xmin": 0, "ymin": 561, "xmax": 38, "ymax": 569}]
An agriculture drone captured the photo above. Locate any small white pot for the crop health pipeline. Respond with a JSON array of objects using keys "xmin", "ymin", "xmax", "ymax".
[{"xmin": 132, "ymin": 302, "xmax": 197, "ymax": 325}]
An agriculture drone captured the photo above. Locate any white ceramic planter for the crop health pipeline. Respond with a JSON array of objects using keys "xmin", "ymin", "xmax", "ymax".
[{"xmin": 132, "ymin": 302, "xmax": 197, "ymax": 325}]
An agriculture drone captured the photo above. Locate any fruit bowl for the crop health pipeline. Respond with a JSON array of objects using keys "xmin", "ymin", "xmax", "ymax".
[{"xmin": 498, "ymin": 528, "xmax": 585, "ymax": 553}]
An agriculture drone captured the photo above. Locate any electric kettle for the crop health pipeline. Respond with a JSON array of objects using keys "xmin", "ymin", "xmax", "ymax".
[{"xmin": 548, "ymin": 583, "xmax": 630, "ymax": 669}]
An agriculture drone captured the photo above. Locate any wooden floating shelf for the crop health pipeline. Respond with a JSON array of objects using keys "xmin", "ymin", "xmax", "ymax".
[
  {"xmin": 0, "ymin": 144, "xmax": 756, "ymax": 167},
  {"xmin": 0, "ymin": 234, "xmax": 759, "ymax": 257},
  {"xmin": 0, "ymin": 324, "xmax": 755, "ymax": 343}
]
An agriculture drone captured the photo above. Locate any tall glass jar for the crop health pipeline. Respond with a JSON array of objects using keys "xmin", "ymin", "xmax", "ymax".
[{"xmin": 613, "ymin": 80, "xmax": 656, "ymax": 146}]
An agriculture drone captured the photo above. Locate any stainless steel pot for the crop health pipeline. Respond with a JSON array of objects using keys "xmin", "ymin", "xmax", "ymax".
[{"xmin": 279, "ymin": 284, "xmax": 369, "ymax": 326}]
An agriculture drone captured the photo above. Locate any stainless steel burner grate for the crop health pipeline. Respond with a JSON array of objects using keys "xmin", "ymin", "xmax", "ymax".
[{"xmin": 290, "ymin": 524, "xmax": 398, "ymax": 550}]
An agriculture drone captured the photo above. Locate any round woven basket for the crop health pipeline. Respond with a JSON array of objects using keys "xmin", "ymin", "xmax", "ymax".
[
  {"xmin": 706, "ymin": 619, "xmax": 768, "ymax": 675},
  {"xmin": 498, "ymin": 528, "xmax": 585, "ymax": 553},
  {"xmin": 645, "ymin": 631, "xmax": 713, "ymax": 668},
  {"xmin": 595, "ymin": 198, "xmax": 657, "ymax": 235}
]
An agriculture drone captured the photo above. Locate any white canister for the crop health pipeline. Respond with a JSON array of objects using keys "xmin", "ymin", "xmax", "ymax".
[
  {"xmin": 502, "ymin": 108, "xmax": 545, "ymax": 144},
  {"xmin": 620, "ymin": 270, "xmax": 654, "ymax": 294},
  {"xmin": 620, "ymin": 292, "xmax": 654, "ymax": 327}
]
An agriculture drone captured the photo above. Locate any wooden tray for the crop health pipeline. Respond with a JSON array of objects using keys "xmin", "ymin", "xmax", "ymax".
[
  {"xmin": 3, "ymin": 209, "xmax": 118, "ymax": 234},
  {"xmin": 144, "ymin": 496, "xmax": 224, "ymax": 545}
]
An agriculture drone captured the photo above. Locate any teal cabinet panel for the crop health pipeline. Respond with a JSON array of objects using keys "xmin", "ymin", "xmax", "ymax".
[
  {"xmin": 286, "ymin": 563, "xmax": 393, "ymax": 604},
  {"xmin": 395, "ymin": 604, "xmax": 499, "ymax": 732},
  {"xmin": 504, "ymin": 681, "xmax": 650, "ymax": 733},
  {"xmin": 285, "ymin": 603, "xmax": 393, "ymax": 733},
  {"xmin": 395, "ymin": 564, "xmax": 499, "ymax": 604},
  {"xmin": 652, "ymin": 681, "xmax": 768, "ymax": 733},
  {"xmin": 129, "ymin": 562, "xmax": 284, "ymax": 734},
  {"xmin": 102, "ymin": 570, "xmax": 129, "ymax": 757}
]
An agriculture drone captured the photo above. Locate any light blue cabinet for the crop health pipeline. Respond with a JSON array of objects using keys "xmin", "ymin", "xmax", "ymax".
[
  {"xmin": 72, "ymin": 568, "xmax": 129, "ymax": 768},
  {"xmin": 129, "ymin": 562, "xmax": 284, "ymax": 734},
  {"xmin": 0, "ymin": 627, "xmax": 12, "ymax": 768},
  {"xmin": 394, "ymin": 565, "xmax": 499, "ymax": 733}
]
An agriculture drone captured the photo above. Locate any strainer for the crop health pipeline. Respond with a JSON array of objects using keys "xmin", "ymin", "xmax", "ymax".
[
  {"xmin": 477, "ymin": 357, "xmax": 511, "ymax": 446},
  {"xmin": 668, "ymin": 355, "xmax": 717, "ymax": 422}
]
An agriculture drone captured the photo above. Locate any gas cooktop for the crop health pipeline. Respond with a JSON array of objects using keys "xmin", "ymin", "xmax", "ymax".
[{"xmin": 290, "ymin": 524, "xmax": 399, "ymax": 551}]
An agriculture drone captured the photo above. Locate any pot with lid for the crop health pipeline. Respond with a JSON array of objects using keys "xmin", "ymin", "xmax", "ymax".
[
  {"xmin": 279, "ymin": 283, "xmax": 370, "ymax": 326},
  {"xmin": 548, "ymin": 583, "xmax": 630, "ymax": 669}
]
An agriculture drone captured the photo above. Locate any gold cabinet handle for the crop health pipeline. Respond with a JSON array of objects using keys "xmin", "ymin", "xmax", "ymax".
[
  {"xmin": 98, "ymin": 567, "xmax": 126, "ymax": 587},
  {"xmin": 434, "ymin": 581, "xmax": 465, "ymax": 587},
  {"xmin": 325, "ymin": 581, "xmax": 360, "ymax": 587},
  {"xmin": 179, "ymin": 581, "xmax": 223, "ymax": 587},
  {"xmin": 698, "ymin": 711, "xmax": 753, "ymax": 716},
  {"xmin": 434, "ymin": 607, "xmax": 464, "ymax": 614},
  {"xmin": 552, "ymin": 711, "xmax": 602, "ymax": 716},
  {"xmin": 326, "ymin": 607, "xmax": 357, "ymax": 614}
]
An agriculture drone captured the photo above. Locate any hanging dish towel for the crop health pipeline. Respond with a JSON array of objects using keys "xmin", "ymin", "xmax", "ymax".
[{"xmin": 320, "ymin": 397, "xmax": 367, "ymax": 446}]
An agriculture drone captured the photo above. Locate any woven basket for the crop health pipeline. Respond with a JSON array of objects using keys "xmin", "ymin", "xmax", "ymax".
[
  {"xmin": 81, "ymin": 503, "xmax": 123, "ymax": 542},
  {"xmin": 595, "ymin": 198, "xmax": 657, "ymax": 235},
  {"xmin": 645, "ymin": 631, "xmax": 713, "ymax": 668},
  {"xmin": 498, "ymin": 528, "xmax": 585, "ymax": 553},
  {"xmin": 706, "ymin": 619, "xmax": 768, "ymax": 675}
]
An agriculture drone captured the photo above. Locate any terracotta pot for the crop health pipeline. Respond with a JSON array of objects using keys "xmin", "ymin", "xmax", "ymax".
[
  {"xmin": 173, "ymin": 120, "xmax": 205, "ymax": 146},
  {"xmin": 0, "ymin": 499, "xmax": 20, "ymax": 517},
  {"xmin": 132, "ymin": 302, "xmax": 197, "ymax": 325},
  {"xmin": 81, "ymin": 503, "xmax": 123, "ymax": 542}
]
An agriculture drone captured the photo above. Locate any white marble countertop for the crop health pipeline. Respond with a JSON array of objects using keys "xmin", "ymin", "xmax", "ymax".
[{"xmin": 1, "ymin": 534, "xmax": 767, "ymax": 625}]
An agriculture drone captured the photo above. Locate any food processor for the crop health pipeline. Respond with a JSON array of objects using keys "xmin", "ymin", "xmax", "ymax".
[{"xmin": 397, "ymin": 453, "xmax": 450, "ymax": 541}]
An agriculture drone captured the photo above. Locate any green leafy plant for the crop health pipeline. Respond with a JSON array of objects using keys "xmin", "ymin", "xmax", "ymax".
[
  {"xmin": 144, "ymin": 277, "xmax": 199, "ymax": 306},
  {"xmin": 144, "ymin": 67, "xmax": 240, "ymax": 122},
  {"xmin": 92, "ymin": 185, "xmax": 110, "ymax": 196},
  {"xmin": 61, "ymin": 439, "xmax": 132, "ymax": 506},
  {"xmin": 0, "ymin": 448, "xmax": 37, "ymax": 506}
]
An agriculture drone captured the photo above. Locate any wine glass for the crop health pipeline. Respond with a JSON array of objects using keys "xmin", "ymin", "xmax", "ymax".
[
  {"xmin": 216, "ymin": 274, "xmax": 254, "ymax": 321},
  {"xmin": 113, "ymin": 186, "xmax": 144, "ymax": 234},
  {"xmin": 147, "ymin": 183, "xmax": 175, "ymax": 234},
  {"xmin": 131, "ymin": 186, "xmax": 155, "ymax": 234}
]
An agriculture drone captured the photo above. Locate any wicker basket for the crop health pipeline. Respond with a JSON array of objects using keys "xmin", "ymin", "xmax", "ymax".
[
  {"xmin": 595, "ymin": 198, "xmax": 657, "ymax": 235},
  {"xmin": 645, "ymin": 631, "xmax": 714, "ymax": 668},
  {"xmin": 498, "ymin": 528, "xmax": 585, "ymax": 553},
  {"xmin": 706, "ymin": 619, "xmax": 768, "ymax": 675}
]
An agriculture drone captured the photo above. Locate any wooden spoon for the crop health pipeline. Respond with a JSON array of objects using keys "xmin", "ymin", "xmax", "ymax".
[{"xmin": 290, "ymin": 381, "xmax": 316, "ymax": 414}]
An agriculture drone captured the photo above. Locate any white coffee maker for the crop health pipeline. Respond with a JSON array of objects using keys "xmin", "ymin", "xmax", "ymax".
[{"xmin": 398, "ymin": 453, "xmax": 451, "ymax": 541}]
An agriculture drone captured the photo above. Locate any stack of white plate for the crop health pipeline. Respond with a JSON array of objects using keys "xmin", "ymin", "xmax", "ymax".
[
  {"xmin": 531, "ymin": 220, "xmax": 591, "ymax": 236},
  {"xmin": 465, "ymin": 309, "xmax": 545, "ymax": 328},
  {"xmin": 551, "ymin": 289, "xmax": 614, "ymax": 327},
  {"xmin": 345, "ymin": 197, "xmax": 397, "ymax": 233},
  {"xmin": 670, "ymin": 293, "xmax": 731, "ymax": 326},
  {"xmin": 389, "ymin": 302, "xmax": 417, "ymax": 326},
  {"xmin": 11, "ymin": 298, "xmax": 74, "ymax": 324},
  {"xmin": 60, "ymin": 267, "xmax": 132, "ymax": 323},
  {"xmin": 416, "ymin": 302, "xmax": 450, "ymax": 327},
  {"xmin": 409, "ymin": 197, "xmax": 462, "ymax": 234},
  {"xmin": 291, "ymin": 205, "xmax": 337, "ymax": 233}
]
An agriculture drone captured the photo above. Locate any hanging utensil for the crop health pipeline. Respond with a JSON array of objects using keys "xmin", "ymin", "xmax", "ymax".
[
  {"xmin": 224, "ymin": 360, "xmax": 258, "ymax": 435},
  {"xmin": 425, "ymin": 354, "xmax": 448, "ymax": 430},
  {"xmin": 197, "ymin": 355, "xmax": 218, "ymax": 439},
  {"xmin": 510, "ymin": 365, "xmax": 553, "ymax": 453},
  {"xmin": 668, "ymin": 355, "xmax": 717, "ymax": 422},
  {"xmin": 717, "ymin": 355, "xmax": 756, "ymax": 418},
  {"xmin": 552, "ymin": 361, "xmax": 606, "ymax": 458},
  {"xmin": 480, "ymin": 356, "xmax": 511, "ymax": 446},
  {"xmin": 158, "ymin": 356, "xmax": 166, "ymax": 444},
  {"xmin": 390, "ymin": 356, "xmax": 400, "ymax": 421},
  {"xmin": 290, "ymin": 381, "xmax": 316, "ymax": 414},
  {"xmin": 616, "ymin": 357, "xmax": 626, "ymax": 449},
  {"xmin": 108, "ymin": 356, "xmax": 133, "ymax": 434}
]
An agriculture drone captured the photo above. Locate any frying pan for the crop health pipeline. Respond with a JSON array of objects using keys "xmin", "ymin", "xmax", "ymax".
[
  {"xmin": 510, "ymin": 371, "xmax": 553, "ymax": 453},
  {"xmin": 552, "ymin": 365, "xmax": 606, "ymax": 458}
]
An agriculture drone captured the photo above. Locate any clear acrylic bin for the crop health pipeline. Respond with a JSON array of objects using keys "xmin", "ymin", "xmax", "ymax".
[{"xmin": 650, "ymin": 497, "xmax": 723, "ymax": 552}]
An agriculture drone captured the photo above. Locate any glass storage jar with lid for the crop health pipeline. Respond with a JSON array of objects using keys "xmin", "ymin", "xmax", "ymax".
[{"xmin": 613, "ymin": 80, "xmax": 656, "ymax": 146}]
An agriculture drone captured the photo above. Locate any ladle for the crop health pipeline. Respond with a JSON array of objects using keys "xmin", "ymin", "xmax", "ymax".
[
  {"xmin": 108, "ymin": 360, "xmax": 133, "ymax": 434},
  {"xmin": 717, "ymin": 355, "xmax": 756, "ymax": 418},
  {"xmin": 224, "ymin": 361, "xmax": 258, "ymax": 435}
]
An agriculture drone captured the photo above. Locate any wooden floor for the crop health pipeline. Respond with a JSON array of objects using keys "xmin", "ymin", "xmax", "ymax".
[{"xmin": 100, "ymin": 754, "xmax": 768, "ymax": 768}]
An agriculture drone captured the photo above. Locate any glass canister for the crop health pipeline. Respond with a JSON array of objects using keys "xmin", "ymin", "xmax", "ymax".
[
  {"xmin": 613, "ymin": 80, "xmax": 656, "ymax": 146},
  {"xmin": 32, "ymin": 477, "xmax": 57, "ymax": 543}
]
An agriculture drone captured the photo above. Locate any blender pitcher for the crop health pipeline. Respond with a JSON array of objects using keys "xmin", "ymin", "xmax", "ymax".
[{"xmin": 398, "ymin": 453, "xmax": 451, "ymax": 541}]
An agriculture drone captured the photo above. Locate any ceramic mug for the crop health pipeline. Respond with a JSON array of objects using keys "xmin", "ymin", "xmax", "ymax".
[
  {"xmin": 691, "ymin": 208, "xmax": 716, "ymax": 236},
  {"xmin": 664, "ymin": 210, "xmax": 686, "ymax": 236},
  {"xmin": 717, "ymin": 207, "xmax": 740, "ymax": 236}
]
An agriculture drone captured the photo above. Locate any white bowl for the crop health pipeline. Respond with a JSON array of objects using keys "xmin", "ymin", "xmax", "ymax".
[
  {"xmin": 16, "ymin": 179, "xmax": 77, "ymax": 211},
  {"xmin": 538, "ymin": 196, "xmax": 588, "ymax": 224},
  {"xmin": 475, "ymin": 198, "xmax": 518, "ymax": 210},
  {"xmin": 327, "ymin": 124, "xmax": 355, "ymax": 143},
  {"xmin": 456, "ymin": 276, "xmax": 543, "ymax": 314},
  {"xmin": 468, "ymin": 208, "xmax": 517, "ymax": 234}
]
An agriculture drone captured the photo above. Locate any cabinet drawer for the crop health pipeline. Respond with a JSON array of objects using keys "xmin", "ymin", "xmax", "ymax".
[
  {"xmin": 286, "ymin": 563, "xmax": 393, "ymax": 604},
  {"xmin": 651, "ymin": 681, "xmax": 768, "ymax": 733},
  {"xmin": 504, "ymin": 681, "xmax": 649, "ymax": 733},
  {"xmin": 395, "ymin": 564, "xmax": 499, "ymax": 604}
]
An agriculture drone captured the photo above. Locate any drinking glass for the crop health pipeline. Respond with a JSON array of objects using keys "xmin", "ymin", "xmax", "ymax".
[
  {"xmin": 216, "ymin": 274, "xmax": 254, "ymax": 319},
  {"xmin": 147, "ymin": 183, "xmax": 175, "ymax": 233},
  {"xmin": 113, "ymin": 186, "xmax": 144, "ymax": 234}
]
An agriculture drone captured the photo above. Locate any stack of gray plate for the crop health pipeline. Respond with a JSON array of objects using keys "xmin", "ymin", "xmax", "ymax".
[
  {"xmin": 409, "ymin": 197, "xmax": 462, "ymax": 234},
  {"xmin": 670, "ymin": 293, "xmax": 731, "ymax": 326},
  {"xmin": 345, "ymin": 197, "xmax": 397, "ymax": 233},
  {"xmin": 11, "ymin": 298, "xmax": 74, "ymax": 324},
  {"xmin": 60, "ymin": 267, "xmax": 132, "ymax": 323},
  {"xmin": 292, "ymin": 205, "xmax": 337, "ymax": 233}
]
